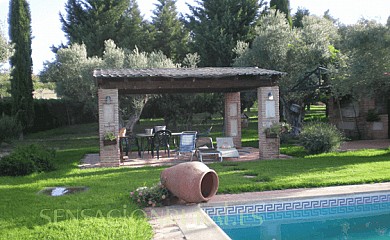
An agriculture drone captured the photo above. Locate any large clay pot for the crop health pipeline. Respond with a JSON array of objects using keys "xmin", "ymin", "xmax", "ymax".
[{"xmin": 160, "ymin": 162, "xmax": 219, "ymax": 203}]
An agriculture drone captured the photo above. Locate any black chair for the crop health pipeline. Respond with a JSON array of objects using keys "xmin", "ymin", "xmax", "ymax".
[
  {"xmin": 120, "ymin": 133, "xmax": 135, "ymax": 161},
  {"xmin": 152, "ymin": 130, "xmax": 172, "ymax": 159}
]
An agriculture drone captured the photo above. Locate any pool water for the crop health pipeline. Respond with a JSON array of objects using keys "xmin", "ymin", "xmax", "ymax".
[{"xmin": 205, "ymin": 193, "xmax": 390, "ymax": 240}]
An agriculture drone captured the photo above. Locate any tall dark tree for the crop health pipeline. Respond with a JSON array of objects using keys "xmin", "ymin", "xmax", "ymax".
[
  {"xmin": 8, "ymin": 0, "xmax": 34, "ymax": 133},
  {"xmin": 270, "ymin": 0, "xmax": 292, "ymax": 26},
  {"xmin": 292, "ymin": 7, "xmax": 309, "ymax": 28},
  {"xmin": 187, "ymin": 0, "xmax": 260, "ymax": 67},
  {"xmin": 60, "ymin": 0, "xmax": 128, "ymax": 57},
  {"xmin": 116, "ymin": 0, "xmax": 153, "ymax": 52},
  {"xmin": 151, "ymin": 0, "xmax": 189, "ymax": 62}
]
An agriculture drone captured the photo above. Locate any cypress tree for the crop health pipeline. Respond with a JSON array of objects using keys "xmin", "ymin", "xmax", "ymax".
[
  {"xmin": 270, "ymin": 0, "xmax": 292, "ymax": 26},
  {"xmin": 292, "ymin": 7, "xmax": 309, "ymax": 28},
  {"xmin": 187, "ymin": 0, "xmax": 260, "ymax": 67},
  {"xmin": 60, "ymin": 0, "xmax": 129, "ymax": 57},
  {"xmin": 116, "ymin": 0, "xmax": 153, "ymax": 52},
  {"xmin": 151, "ymin": 0, "xmax": 189, "ymax": 62},
  {"xmin": 8, "ymin": 0, "xmax": 34, "ymax": 134}
]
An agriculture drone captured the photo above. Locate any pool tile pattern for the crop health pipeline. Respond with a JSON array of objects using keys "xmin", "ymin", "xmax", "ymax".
[{"xmin": 203, "ymin": 192, "xmax": 390, "ymax": 216}]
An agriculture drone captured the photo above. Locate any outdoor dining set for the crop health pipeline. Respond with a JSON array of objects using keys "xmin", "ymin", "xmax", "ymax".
[{"xmin": 119, "ymin": 125, "xmax": 239, "ymax": 162}]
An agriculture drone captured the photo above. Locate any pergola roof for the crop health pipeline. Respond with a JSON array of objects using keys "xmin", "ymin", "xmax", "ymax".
[{"xmin": 94, "ymin": 67, "xmax": 284, "ymax": 94}]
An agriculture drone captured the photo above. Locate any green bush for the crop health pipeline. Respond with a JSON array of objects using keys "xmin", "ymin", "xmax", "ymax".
[
  {"xmin": 0, "ymin": 144, "xmax": 56, "ymax": 176},
  {"xmin": 0, "ymin": 115, "xmax": 22, "ymax": 144},
  {"xmin": 299, "ymin": 122, "xmax": 344, "ymax": 154}
]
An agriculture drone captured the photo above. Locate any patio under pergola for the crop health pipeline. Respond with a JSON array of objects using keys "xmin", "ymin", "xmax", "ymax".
[{"xmin": 93, "ymin": 67, "xmax": 284, "ymax": 166}]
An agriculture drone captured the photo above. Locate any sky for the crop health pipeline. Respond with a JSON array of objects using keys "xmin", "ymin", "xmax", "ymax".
[{"xmin": 0, "ymin": 0, "xmax": 389, "ymax": 74}]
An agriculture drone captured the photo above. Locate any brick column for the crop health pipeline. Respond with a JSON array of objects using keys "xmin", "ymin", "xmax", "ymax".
[
  {"xmin": 258, "ymin": 86, "xmax": 280, "ymax": 159},
  {"xmin": 224, "ymin": 92, "xmax": 242, "ymax": 148},
  {"xmin": 98, "ymin": 89, "xmax": 120, "ymax": 166}
]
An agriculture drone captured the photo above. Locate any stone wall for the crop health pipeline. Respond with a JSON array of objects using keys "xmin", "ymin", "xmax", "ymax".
[
  {"xmin": 98, "ymin": 89, "xmax": 120, "ymax": 166},
  {"xmin": 224, "ymin": 92, "xmax": 242, "ymax": 148},
  {"xmin": 257, "ymin": 86, "xmax": 280, "ymax": 159},
  {"xmin": 328, "ymin": 98, "xmax": 389, "ymax": 140}
]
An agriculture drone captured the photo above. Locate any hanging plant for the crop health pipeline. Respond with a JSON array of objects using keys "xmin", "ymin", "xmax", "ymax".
[{"xmin": 103, "ymin": 132, "xmax": 117, "ymax": 145}]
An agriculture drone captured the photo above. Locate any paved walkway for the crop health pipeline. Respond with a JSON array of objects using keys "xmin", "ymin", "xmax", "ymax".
[
  {"xmin": 339, "ymin": 139, "xmax": 390, "ymax": 151},
  {"xmin": 79, "ymin": 139, "xmax": 390, "ymax": 169}
]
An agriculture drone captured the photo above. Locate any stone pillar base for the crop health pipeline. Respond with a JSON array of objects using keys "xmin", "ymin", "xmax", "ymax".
[
  {"xmin": 98, "ymin": 89, "xmax": 120, "ymax": 165},
  {"xmin": 258, "ymin": 86, "xmax": 280, "ymax": 159},
  {"xmin": 224, "ymin": 92, "xmax": 242, "ymax": 148}
]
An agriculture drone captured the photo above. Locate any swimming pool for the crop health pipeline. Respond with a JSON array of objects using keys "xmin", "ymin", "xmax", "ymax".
[{"xmin": 203, "ymin": 191, "xmax": 390, "ymax": 239}]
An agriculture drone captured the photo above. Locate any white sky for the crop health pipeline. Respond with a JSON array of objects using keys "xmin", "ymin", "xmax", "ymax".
[{"xmin": 0, "ymin": 0, "xmax": 389, "ymax": 74}]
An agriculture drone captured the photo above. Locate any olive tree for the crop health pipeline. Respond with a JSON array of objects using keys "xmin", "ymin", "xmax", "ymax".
[
  {"xmin": 0, "ymin": 25, "xmax": 12, "ymax": 65},
  {"xmin": 0, "ymin": 25, "xmax": 13, "ymax": 98},
  {"xmin": 331, "ymin": 20, "xmax": 390, "ymax": 99},
  {"xmin": 41, "ymin": 40, "xmax": 177, "ymax": 133},
  {"xmin": 234, "ymin": 10, "xmax": 340, "ymax": 134}
]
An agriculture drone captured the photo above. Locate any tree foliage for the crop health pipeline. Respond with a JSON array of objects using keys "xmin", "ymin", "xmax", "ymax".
[
  {"xmin": 8, "ymin": 0, "xmax": 34, "ymax": 133},
  {"xmin": 115, "ymin": 0, "xmax": 154, "ymax": 52},
  {"xmin": 41, "ymin": 40, "xmax": 177, "ymax": 132},
  {"xmin": 234, "ymin": 10, "xmax": 340, "ymax": 133},
  {"xmin": 332, "ymin": 20, "xmax": 390, "ymax": 99},
  {"xmin": 60, "ymin": 0, "xmax": 129, "ymax": 57},
  {"xmin": 151, "ymin": 0, "xmax": 189, "ymax": 62},
  {"xmin": 187, "ymin": 0, "xmax": 261, "ymax": 67},
  {"xmin": 270, "ymin": 0, "xmax": 292, "ymax": 26},
  {"xmin": 292, "ymin": 7, "xmax": 309, "ymax": 28},
  {"xmin": 0, "ymin": 25, "xmax": 12, "ymax": 64}
]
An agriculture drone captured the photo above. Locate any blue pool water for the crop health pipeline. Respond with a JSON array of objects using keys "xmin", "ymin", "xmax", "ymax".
[{"xmin": 204, "ymin": 192, "xmax": 390, "ymax": 240}]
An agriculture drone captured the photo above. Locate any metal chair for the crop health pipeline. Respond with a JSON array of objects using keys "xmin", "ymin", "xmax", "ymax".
[
  {"xmin": 152, "ymin": 130, "xmax": 172, "ymax": 159},
  {"xmin": 176, "ymin": 132, "xmax": 197, "ymax": 161}
]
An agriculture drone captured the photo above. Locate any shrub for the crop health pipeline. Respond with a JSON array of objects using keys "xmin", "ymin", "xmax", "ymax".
[
  {"xmin": 0, "ymin": 144, "xmax": 56, "ymax": 176},
  {"xmin": 299, "ymin": 122, "xmax": 344, "ymax": 154},
  {"xmin": 130, "ymin": 183, "xmax": 174, "ymax": 207},
  {"xmin": 0, "ymin": 115, "xmax": 22, "ymax": 144}
]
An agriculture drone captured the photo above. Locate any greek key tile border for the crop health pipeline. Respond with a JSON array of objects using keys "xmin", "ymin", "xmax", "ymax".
[{"xmin": 203, "ymin": 192, "xmax": 390, "ymax": 217}]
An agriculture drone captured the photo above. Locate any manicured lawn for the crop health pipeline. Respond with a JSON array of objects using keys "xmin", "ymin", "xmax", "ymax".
[
  {"xmin": 211, "ymin": 148, "xmax": 390, "ymax": 193},
  {"xmin": 1, "ymin": 121, "xmax": 389, "ymax": 239},
  {"xmin": 0, "ymin": 124, "xmax": 159, "ymax": 239}
]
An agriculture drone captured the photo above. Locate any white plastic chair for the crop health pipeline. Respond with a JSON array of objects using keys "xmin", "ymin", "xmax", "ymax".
[{"xmin": 216, "ymin": 137, "xmax": 239, "ymax": 159}]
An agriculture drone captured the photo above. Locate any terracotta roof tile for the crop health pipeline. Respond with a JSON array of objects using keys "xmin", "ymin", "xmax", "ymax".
[{"xmin": 93, "ymin": 67, "xmax": 284, "ymax": 79}]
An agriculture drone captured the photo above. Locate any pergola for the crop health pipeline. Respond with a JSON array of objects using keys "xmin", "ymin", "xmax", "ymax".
[{"xmin": 93, "ymin": 67, "xmax": 284, "ymax": 166}]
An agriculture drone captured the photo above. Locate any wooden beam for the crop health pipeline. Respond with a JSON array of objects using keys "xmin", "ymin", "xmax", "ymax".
[{"xmin": 96, "ymin": 76, "xmax": 278, "ymax": 94}]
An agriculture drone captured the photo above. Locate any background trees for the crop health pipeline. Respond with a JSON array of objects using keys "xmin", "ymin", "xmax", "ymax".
[
  {"xmin": 332, "ymin": 20, "xmax": 390, "ymax": 100},
  {"xmin": 187, "ymin": 0, "xmax": 261, "ymax": 67},
  {"xmin": 0, "ymin": 25, "xmax": 12, "ymax": 65},
  {"xmin": 41, "ymin": 40, "xmax": 177, "ymax": 133},
  {"xmin": 234, "ymin": 10, "xmax": 340, "ymax": 134},
  {"xmin": 60, "ymin": 0, "xmax": 129, "ymax": 57},
  {"xmin": 115, "ymin": 0, "xmax": 154, "ymax": 52},
  {"xmin": 270, "ymin": 0, "xmax": 292, "ymax": 26},
  {"xmin": 34, "ymin": 0, "xmax": 390, "ymax": 136},
  {"xmin": 8, "ymin": 0, "xmax": 34, "ymax": 134},
  {"xmin": 151, "ymin": 0, "xmax": 189, "ymax": 62}
]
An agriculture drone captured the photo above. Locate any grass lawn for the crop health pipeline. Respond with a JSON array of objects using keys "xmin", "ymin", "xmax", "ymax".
[{"xmin": 1, "ymin": 117, "xmax": 390, "ymax": 239}]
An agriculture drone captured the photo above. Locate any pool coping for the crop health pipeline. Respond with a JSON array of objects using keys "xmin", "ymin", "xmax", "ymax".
[{"xmin": 148, "ymin": 182, "xmax": 390, "ymax": 240}]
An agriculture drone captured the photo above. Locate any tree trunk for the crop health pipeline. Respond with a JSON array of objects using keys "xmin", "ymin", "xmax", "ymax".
[
  {"xmin": 281, "ymin": 97, "xmax": 304, "ymax": 136},
  {"xmin": 120, "ymin": 94, "xmax": 149, "ymax": 134}
]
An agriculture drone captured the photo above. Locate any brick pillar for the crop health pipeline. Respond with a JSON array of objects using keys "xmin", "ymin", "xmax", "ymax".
[
  {"xmin": 224, "ymin": 92, "xmax": 242, "ymax": 148},
  {"xmin": 258, "ymin": 86, "xmax": 280, "ymax": 159},
  {"xmin": 98, "ymin": 89, "xmax": 120, "ymax": 166}
]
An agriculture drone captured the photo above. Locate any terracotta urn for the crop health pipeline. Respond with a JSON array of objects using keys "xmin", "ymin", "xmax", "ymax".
[{"xmin": 160, "ymin": 162, "xmax": 219, "ymax": 203}]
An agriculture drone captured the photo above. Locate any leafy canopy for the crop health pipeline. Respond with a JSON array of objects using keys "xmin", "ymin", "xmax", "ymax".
[{"xmin": 331, "ymin": 20, "xmax": 390, "ymax": 99}]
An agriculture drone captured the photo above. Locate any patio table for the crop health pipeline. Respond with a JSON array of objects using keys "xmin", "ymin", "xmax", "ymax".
[{"xmin": 136, "ymin": 132, "xmax": 182, "ymax": 158}]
